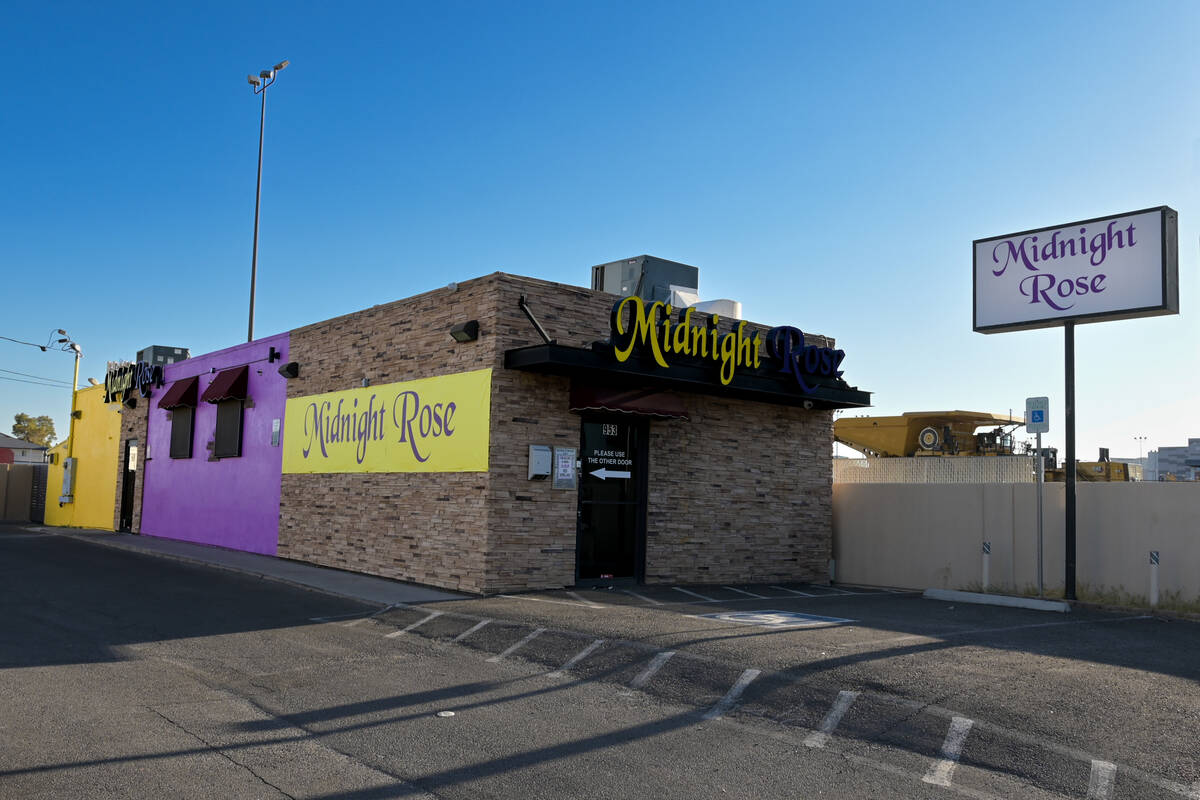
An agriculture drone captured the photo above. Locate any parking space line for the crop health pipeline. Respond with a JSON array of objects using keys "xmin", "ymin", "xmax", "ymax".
[
  {"xmin": 804, "ymin": 690, "xmax": 859, "ymax": 748},
  {"xmin": 673, "ymin": 587, "xmax": 718, "ymax": 602},
  {"xmin": 565, "ymin": 591, "xmax": 605, "ymax": 608},
  {"xmin": 384, "ymin": 611, "xmax": 442, "ymax": 638},
  {"xmin": 341, "ymin": 618, "xmax": 369, "ymax": 627},
  {"xmin": 486, "ymin": 628, "xmax": 545, "ymax": 663},
  {"xmin": 723, "ymin": 586, "xmax": 768, "ymax": 599},
  {"xmin": 1088, "ymin": 760, "xmax": 1117, "ymax": 799},
  {"xmin": 770, "ymin": 585, "xmax": 816, "ymax": 597},
  {"xmin": 630, "ymin": 651, "xmax": 676, "ymax": 689},
  {"xmin": 548, "ymin": 639, "xmax": 606, "ymax": 678},
  {"xmin": 923, "ymin": 716, "xmax": 974, "ymax": 787},
  {"xmin": 703, "ymin": 668, "xmax": 761, "ymax": 720},
  {"xmin": 498, "ymin": 594, "xmax": 603, "ymax": 609},
  {"xmin": 453, "ymin": 619, "xmax": 491, "ymax": 642},
  {"xmin": 623, "ymin": 590, "xmax": 663, "ymax": 605}
]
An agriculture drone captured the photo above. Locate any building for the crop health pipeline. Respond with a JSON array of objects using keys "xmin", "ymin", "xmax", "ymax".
[
  {"xmin": 0, "ymin": 433, "xmax": 47, "ymax": 465},
  {"xmin": 43, "ymin": 384, "xmax": 121, "ymax": 529},
  {"xmin": 1146, "ymin": 441, "xmax": 1200, "ymax": 481},
  {"xmin": 106, "ymin": 267, "xmax": 870, "ymax": 593}
]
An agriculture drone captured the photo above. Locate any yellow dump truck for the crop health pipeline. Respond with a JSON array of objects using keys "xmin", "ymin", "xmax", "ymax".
[
  {"xmin": 835, "ymin": 411, "xmax": 1141, "ymax": 481},
  {"xmin": 834, "ymin": 411, "xmax": 1022, "ymax": 458}
]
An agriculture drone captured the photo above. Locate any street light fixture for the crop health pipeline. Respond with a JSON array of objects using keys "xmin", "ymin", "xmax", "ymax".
[
  {"xmin": 245, "ymin": 58, "xmax": 289, "ymax": 343},
  {"xmin": 1134, "ymin": 435, "xmax": 1148, "ymax": 462}
]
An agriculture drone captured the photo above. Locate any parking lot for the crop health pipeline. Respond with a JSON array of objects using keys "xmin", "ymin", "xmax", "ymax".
[
  {"xmin": 345, "ymin": 583, "xmax": 1200, "ymax": 799},
  {"xmin": 4, "ymin": 526, "xmax": 1197, "ymax": 799}
]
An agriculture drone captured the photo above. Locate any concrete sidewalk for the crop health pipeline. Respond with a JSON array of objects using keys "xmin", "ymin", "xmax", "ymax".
[{"xmin": 25, "ymin": 525, "xmax": 464, "ymax": 607}]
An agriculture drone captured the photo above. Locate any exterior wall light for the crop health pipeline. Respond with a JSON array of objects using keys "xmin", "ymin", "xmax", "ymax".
[
  {"xmin": 449, "ymin": 320, "xmax": 480, "ymax": 343},
  {"xmin": 277, "ymin": 362, "xmax": 300, "ymax": 379}
]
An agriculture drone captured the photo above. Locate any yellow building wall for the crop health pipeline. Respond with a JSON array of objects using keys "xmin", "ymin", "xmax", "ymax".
[{"xmin": 44, "ymin": 384, "xmax": 120, "ymax": 530}]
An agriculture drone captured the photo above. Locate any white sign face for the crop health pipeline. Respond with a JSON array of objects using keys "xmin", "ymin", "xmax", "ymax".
[
  {"xmin": 1025, "ymin": 396, "xmax": 1049, "ymax": 434},
  {"xmin": 974, "ymin": 207, "xmax": 1177, "ymax": 333}
]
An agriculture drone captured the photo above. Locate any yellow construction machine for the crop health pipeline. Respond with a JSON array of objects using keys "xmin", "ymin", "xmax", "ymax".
[
  {"xmin": 834, "ymin": 411, "xmax": 1141, "ymax": 481},
  {"xmin": 834, "ymin": 411, "xmax": 1022, "ymax": 458}
]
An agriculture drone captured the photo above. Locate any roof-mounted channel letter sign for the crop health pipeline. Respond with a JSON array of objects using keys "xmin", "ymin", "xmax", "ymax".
[{"xmin": 974, "ymin": 206, "xmax": 1178, "ymax": 334}]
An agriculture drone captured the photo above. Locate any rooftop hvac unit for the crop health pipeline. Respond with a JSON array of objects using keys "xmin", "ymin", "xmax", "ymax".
[
  {"xmin": 591, "ymin": 255, "xmax": 698, "ymax": 305},
  {"xmin": 590, "ymin": 255, "xmax": 744, "ymax": 319}
]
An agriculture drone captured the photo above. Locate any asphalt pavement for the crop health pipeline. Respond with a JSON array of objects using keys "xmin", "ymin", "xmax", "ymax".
[{"xmin": 2, "ymin": 523, "xmax": 1196, "ymax": 799}]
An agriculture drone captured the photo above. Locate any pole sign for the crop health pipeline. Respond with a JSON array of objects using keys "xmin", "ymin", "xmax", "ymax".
[
  {"xmin": 1025, "ymin": 396, "xmax": 1049, "ymax": 434},
  {"xmin": 974, "ymin": 206, "xmax": 1178, "ymax": 333}
]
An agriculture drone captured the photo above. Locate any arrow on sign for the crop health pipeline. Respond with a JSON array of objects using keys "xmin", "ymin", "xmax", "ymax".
[{"xmin": 590, "ymin": 468, "xmax": 631, "ymax": 481}]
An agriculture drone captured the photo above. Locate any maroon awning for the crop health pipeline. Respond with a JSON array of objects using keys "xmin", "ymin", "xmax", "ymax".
[
  {"xmin": 200, "ymin": 365, "xmax": 249, "ymax": 403},
  {"xmin": 569, "ymin": 383, "xmax": 689, "ymax": 420},
  {"xmin": 157, "ymin": 376, "xmax": 199, "ymax": 409}
]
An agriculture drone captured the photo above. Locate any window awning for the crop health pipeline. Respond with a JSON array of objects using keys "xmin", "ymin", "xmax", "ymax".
[
  {"xmin": 200, "ymin": 365, "xmax": 249, "ymax": 403},
  {"xmin": 569, "ymin": 383, "xmax": 689, "ymax": 420},
  {"xmin": 157, "ymin": 376, "xmax": 199, "ymax": 409}
]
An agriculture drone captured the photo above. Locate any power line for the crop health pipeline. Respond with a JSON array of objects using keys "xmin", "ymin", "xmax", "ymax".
[
  {"xmin": 0, "ymin": 375, "xmax": 72, "ymax": 389},
  {"xmin": 0, "ymin": 368, "xmax": 73, "ymax": 386},
  {"xmin": 0, "ymin": 334, "xmax": 49, "ymax": 350}
]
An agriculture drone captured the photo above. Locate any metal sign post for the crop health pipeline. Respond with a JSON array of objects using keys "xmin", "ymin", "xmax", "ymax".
[
  {"xmin": 976, "ymin": 208, "xmax": 1177, "ymax": 607},
  {"xmin": 1025, "ymin": 396, "xmax": 1049, "ymax": 598}
]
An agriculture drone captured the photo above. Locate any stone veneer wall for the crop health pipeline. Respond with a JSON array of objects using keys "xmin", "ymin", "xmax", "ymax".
[
  {"xmin": 277, "ymin": 276, "xmax": 503, "ymax": 592},
  {"xmin": 644, "ymin": 397, "xmax": 832, "ymax": 583},
  {"xmin": 112, "ymin": 401, "xmax": 149, "ymax": 532},
  {"xmin": 486, "ymin": 275, "xmax": 614, "ymax": 591},
  {"xmin": 275, "ymin": 271, "xmax": 839, "ymax": 593},
  {"xmin": 486, "ymin": 274, "xmax": 835, "ymax": 589}
]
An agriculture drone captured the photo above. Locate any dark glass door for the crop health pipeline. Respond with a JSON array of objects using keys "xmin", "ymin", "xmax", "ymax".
[{"xmin": 576, "ymin": 419, "xmax": 647, "ymax": 583}]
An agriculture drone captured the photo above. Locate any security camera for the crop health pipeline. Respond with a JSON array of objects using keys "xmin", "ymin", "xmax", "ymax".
[{"xmin": 802, "ymin": 400, "xmax": 814, "ymax": 410}]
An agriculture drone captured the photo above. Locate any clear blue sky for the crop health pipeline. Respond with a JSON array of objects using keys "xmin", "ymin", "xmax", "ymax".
[{"xmin": 3, "ymin": 1, "xmax": 1197, "ymax": 460}]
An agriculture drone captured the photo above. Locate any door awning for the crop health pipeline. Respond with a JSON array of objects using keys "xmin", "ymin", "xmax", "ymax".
[
  {"xmin": 569, "ymin": 383, "xmax": 689, "ymax": 420},
  {"xmin": 505, "ymin": 343, "xmax": 872, "ymax": 410},
  {"xmin": 157, "ymin": 376, "xmax": 199, "ymax": 409},
  {"xmin": 200, "ymin": 365, "xmax": 249, "ymax": 403}
]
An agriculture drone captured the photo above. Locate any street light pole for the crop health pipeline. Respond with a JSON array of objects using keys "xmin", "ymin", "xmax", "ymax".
[
  {"xmin": 246, "ymin": 60, "xmax": 289, "ymax": 343},
  {"xmin": 54, "ymin": 330, "xmax": 81, "ymax": 504}
]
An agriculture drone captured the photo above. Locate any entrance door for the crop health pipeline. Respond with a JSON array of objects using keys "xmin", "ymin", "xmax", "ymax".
[
  {"xmin": 119, "ymin": 439, "xmax": 138, "ymax": 532},
  {"xmin": 576, "ymin": 419, "xmax": 647, "ymax": 584}
]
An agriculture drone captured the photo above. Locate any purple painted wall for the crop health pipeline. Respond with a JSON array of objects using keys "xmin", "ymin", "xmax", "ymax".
[{"xmin": 140, "ymin": 334, "xmax": 289, "ymax": 555}]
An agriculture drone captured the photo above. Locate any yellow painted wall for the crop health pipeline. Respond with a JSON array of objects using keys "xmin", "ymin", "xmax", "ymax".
[{"xmin": 44, "ymin": 384, "xmax": 120, "ymax": 529}]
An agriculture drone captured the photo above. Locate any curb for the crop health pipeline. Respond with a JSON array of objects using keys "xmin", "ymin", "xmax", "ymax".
[
  {"xmin": 27, "ymin": 525, "xmax": 456, "ymax": 609},
  {"xmin": 923, "ymin": 588, "xmax": 1071, "ymax": 613}
]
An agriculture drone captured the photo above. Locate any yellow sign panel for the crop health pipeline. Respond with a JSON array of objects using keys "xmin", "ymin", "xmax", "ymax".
[{"xmin": 282, "ymin": 369, "xmax": 492, "ymax": 474}]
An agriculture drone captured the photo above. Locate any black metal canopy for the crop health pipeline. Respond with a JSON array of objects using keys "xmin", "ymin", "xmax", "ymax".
[{"xmin": 504, "ymin": 342, "xmax": 871, "ymax": 411}]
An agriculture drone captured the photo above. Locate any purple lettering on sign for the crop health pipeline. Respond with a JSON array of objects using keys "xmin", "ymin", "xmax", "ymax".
[{"xmin": 991, "ymin": 222, "xmax": 1136, "ymax": 278}]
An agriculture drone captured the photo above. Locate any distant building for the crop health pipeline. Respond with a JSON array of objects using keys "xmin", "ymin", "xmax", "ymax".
[
  {"xmin": 0, "ymin": 433, "xmax": 48, "ymax": 465},
  {"xmin": 1145, "ymin": 440, "xmax": 1200, "ymax": 481},
  {"xmin": 136, "ymin": 345, "xmax": 191, "ymax": 366}
]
